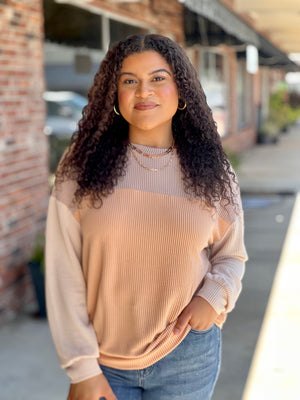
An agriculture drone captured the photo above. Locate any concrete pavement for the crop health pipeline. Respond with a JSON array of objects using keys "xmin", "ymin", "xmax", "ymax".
[
  {"xmin": 242, "ymin": 193, "xmax": 300, "ymax": 400},
  {"xmin": 237, "ymin": 122, "xmax": 300, "ymax": 194},
  {"xmin": 213, "ymin": 122, "xmax": 300, "ymax": 400},
  {"xmin": 1, "ymin": 123, "xmax": 300, "ymax": 400},
  {"xmin": 239, "ymin": 123, "xmax": 300, "ymax": 399},
  {"xmin": 213, "ymin": 192, "xmax": 295, "ymax": 400}
]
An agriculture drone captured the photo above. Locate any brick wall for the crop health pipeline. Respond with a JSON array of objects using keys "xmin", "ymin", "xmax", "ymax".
[
  {"xmin": 93, "ymin": 0, "xmax": 184, "ymax": 43},
  {"xmin": 0, "ymin": 0, "xmax": 48, "ymax": 322},
  {"xmin": 220, "ymin": 48, "xmax": 258, "ymax": 153},
  {"xmin": 0, "ymin": 0, "xmax": 183, "ymax": 324}
]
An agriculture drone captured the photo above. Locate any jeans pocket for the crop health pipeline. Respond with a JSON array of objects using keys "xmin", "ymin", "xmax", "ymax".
[{"xmin": 189, "ymin": 324, "xmax": 215, "ymax": 334}]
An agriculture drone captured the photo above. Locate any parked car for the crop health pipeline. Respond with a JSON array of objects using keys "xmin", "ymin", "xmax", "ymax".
[
  {"xmin": 43, "ymin": 91, "xmax": 87, "ymax": 172},
  {"xmin": 44, "ymin": 91, "xmax": 87, "ymax": 137}
]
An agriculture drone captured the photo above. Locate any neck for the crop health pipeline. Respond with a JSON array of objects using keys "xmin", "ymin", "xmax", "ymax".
[{"xmin": 129, "ymin": 127, "xmax": 173, "ymax": 149}]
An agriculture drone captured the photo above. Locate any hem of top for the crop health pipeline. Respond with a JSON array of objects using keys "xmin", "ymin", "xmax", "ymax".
[{"xmin": 98, "ymin": 325, "xmax": 191, "ymax": 371}]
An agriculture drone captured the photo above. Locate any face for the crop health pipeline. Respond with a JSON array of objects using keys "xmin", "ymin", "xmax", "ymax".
[{"xmin": 117, "ymin": 51, "xmax": 179, "ymax": 142}]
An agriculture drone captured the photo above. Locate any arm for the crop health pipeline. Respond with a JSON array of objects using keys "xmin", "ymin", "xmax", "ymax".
[
  {"xmin": 174, "ymin": 200, "xmax": 247, "ymax": 333},
  {"xmin": 45, "ymin": 194, "xmax": 101, "ymax": 383},
  {"xmin": 196, "ymin": 213, "xmax": 247, "ymax": 315}
]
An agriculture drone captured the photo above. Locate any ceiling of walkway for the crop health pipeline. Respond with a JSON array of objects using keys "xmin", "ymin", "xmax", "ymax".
[{"xmin": 234, "ymin": 0, "xmax": 300, "ymax": 56}]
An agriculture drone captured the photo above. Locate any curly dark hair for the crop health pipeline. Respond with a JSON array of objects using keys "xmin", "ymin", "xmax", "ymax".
[{"xmin": 56, "ymin": 34, "xmax": 236, "ymax": 208}]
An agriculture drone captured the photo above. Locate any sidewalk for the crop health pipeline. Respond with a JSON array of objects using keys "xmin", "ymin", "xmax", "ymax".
[
  {"xmin": 239, "ymin": 123, "xmax": 300, "ymax": 399},
  {"xmin": 213, "ymin": 123, "xmax": 300, "ymax": 400},
  {"xmin": 242, "ymin": 192, "xmax": 300, "ymax": 399},
  {"xmin": 237, "ymin": 122, "xmax": 300, "ymax": 194},
  {"xmin": 1, "ymin": 123, "xmax": 300, "ymax": 400}
]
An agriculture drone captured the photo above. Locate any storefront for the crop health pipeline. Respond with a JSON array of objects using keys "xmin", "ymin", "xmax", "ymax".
[{"xmin": 181, "ymin": 0, "xmax": 296, "ymax": 152}]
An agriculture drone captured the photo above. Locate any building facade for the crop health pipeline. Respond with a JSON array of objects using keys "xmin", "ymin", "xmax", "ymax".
[
  {"xmin": 0, "ymin": 0, "xmax": 48, "ymax": 322},
  {"xmin": 0, "ymin": 0, "xmax": 295, "ymax": 322},
  {"xmin": 44, "ymin": 0, "xmax": 294, "ymax": 153}
]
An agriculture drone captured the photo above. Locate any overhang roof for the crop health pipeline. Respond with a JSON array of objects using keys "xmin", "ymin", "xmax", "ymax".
[
  {"xmin": 182, "ymin": 0, "xmax": 299, "ymax": 71},
  {"xmin": 234, "ymin": 0, "xmax": 300, "ymax": 55},
  {"xmin": 181, "ymin": 0, "xmax": 260, "ymax": 48}
]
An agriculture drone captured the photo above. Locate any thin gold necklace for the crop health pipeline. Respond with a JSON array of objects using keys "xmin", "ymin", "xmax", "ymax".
[
  {"xmin": 129, "ymin": 145, "xmax": 174, "ymax": 172},
  {"xmin": 128, "ymin": 142, "xmax": 174, "ymax": 159}
]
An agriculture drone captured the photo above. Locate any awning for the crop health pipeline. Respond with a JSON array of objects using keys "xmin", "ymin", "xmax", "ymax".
[
  {"xmin": 182, "ymin": 0, "xmax": 299, "ymax": 71},
  {"xmin": 258, "ymin": 34, "xmax": 299, "ymax": 71},
  {"xmin": 182, "ymin": 0, "xmax": 260, "ymax": 48}
]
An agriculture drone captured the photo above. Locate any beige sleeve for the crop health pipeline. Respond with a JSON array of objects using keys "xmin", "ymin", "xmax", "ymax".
[
  {"xmin": 197, "ymin": 213, "xmax": 248, "ymax": 315},
  {"xmin": 45, "ymin": 195, "xmax": 102, "ymax": 383}
]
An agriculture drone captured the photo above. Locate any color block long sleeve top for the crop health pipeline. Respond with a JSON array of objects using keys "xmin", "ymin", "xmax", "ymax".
[{"xmin": 46, "ymin": 144, "xmax": 247, "ymax": 383}]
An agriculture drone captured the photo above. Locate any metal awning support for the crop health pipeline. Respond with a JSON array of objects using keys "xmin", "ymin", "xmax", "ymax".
[{"xmin": 182, "ymin": 0, "xmax": 260, "ymax": 48}]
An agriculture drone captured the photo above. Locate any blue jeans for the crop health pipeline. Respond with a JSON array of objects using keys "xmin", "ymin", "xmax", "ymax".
[{"xmin": 100, "ymin": 324, "xmax": 221, "ymax": 400}]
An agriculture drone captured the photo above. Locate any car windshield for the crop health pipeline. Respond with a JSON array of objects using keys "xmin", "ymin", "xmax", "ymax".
[{"xmin": 44, "ymin": 92, "xmax": 87, "ymax": 118}]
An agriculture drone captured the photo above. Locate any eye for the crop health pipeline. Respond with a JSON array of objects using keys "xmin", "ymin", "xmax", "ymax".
[
  {"xmin": 152, "ymin": 76, "xmax": 165, "ymax": 82},
  {"xmin": 123, "ymin": 79, "xmax": 136, "ymax": 84}
]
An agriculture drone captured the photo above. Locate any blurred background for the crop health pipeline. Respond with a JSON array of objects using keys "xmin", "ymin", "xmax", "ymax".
[{"xmin": 1, "ymin": 1, "xmax": 300, "ymax": 399}]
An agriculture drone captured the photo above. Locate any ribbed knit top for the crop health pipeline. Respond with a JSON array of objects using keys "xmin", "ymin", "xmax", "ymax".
[{"xmin": 45, "ymin": 144, "xmax": 247, "ymax": 383}]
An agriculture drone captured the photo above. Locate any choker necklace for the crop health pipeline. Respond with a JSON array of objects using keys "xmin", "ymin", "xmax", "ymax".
[
  {"xmin": 129, "ymin": 144, "xmax": 174, "ymax": 172},
  {"xmin": 128, "ymin": 142, "xmax": 174, "ymax": 159}
]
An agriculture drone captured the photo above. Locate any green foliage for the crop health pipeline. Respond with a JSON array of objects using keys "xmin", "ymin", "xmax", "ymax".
[
  {"xmin": 30, "ymin": 233, "xmax": 45, "ymax": 273},
  {"xmin": 258, "ymin": 120, "xmax": 280, "ymax": 137},
  {"xmin": 268, "ymin": 86, "xmax": 300, "ymax": 131},
  {"xmin": 49, "ymin": 135, "xmax": 71, "ymax": 173},
  {"xmin": 224, "ymin": 148, "xmax": 240, "ymax": 171}
]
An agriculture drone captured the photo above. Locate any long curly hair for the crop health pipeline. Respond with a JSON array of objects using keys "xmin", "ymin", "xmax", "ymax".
[{"xmin": 56, "ymin": 34, "xmax": 236, "ymax": 208}]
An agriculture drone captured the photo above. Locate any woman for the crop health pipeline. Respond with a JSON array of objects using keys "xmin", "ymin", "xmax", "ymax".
[{"xmin": 46, "ymin": 34, "xmax": 247, "ymax": 400}]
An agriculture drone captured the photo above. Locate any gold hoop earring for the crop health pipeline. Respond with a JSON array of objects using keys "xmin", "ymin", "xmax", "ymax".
[
  {"xmin": 114, "ymin": 105, "xmax": 120, "ymax": 116},
  {"xmin": 178, "ymin": 102, "xmax": 187, "ymax": 111}
]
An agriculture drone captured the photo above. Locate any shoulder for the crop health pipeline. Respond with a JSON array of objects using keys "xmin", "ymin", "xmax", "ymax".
[{"xmin": 51, "ymin": 178, "xmax": 79, "ymax": 216}]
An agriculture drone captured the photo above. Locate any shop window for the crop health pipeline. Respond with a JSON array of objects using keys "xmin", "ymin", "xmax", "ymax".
[
  {"xmin": 44, "ymin": 0, "xmax": 102, "ymax": 49},
  {"xmin": 200, "ymin": 50, "xmax": 229, "ymax": 137},
  {"xmin": 110, "ymin": 20, "xmax": 148, "ymax": 46},
  {"xmin": 43, "ymin": 0, "xmax": 151, "ymax": 93},
  {"xmin": 44, "ymin": 0, "xmax": 149, "ymax": 50}
]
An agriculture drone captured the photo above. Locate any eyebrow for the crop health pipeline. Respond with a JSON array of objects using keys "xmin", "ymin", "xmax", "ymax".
[{"xmin": 119, "ymin": 68, "xmax": 172, "ymax": 78}]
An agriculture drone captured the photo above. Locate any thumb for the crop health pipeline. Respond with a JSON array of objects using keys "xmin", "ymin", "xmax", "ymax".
[
  {"xmin": 173, "ymin": 309, "xmax": 191, "ymax": 335},
  {"xmin": 108, "ymin": 390, "xmax": 118, "ymax": 400},
  {"xmin": 102, "ymin": 394, "xmax": 118, "ymax": 400},
  {"xmin": 100, "ymin": 389, "xmax": 118, "ymax": 400}
]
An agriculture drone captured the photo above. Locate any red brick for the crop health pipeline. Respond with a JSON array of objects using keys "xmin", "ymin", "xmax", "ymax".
[{"xmin": 0, "ymin": 0, "xmax": 48, "ymax": 323}]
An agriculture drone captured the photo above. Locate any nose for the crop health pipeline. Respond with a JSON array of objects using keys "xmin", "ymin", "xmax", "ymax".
[{"xmin": 135, "ymin": 81, "xmax": 154, "ymax": 98}]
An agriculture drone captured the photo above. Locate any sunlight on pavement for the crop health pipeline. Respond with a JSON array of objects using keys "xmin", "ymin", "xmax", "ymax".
[{"xmin": 242, "ymin": 193, "xmax": 300, "ymax": 400}]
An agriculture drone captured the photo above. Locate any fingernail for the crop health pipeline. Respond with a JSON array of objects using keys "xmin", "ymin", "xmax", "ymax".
[{"xmin": 173, "ymin": 328, "xmax": 180, "ymax": 335}]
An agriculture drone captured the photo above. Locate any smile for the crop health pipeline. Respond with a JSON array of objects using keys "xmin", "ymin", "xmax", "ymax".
[{"xmin": 134, "ymin": 102, "xmax": 158, "ymax": 111}]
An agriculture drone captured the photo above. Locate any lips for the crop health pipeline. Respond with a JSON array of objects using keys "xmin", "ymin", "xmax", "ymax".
[{"xmin": 134, "ymin": 102, "xmax": 158, "ymax": 111}]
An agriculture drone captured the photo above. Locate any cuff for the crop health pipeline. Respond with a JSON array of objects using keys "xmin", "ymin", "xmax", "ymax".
[
  {"xmin": 196, "ymin": 278, "xmax": 227, "ymax": 315},
  {"xmin": 66, "ymin": 358, "xmax": 102, "ymax": 384}
]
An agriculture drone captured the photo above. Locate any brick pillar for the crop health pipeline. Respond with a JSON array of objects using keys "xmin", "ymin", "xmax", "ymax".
[{"xmin": 0, "ymin": 0, "xmax": 48, "ymax": 322}]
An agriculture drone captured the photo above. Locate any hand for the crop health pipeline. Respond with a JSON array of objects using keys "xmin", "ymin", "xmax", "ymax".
[
  {"xmin": 67, "ymin": 373, "xmax": 118, "ymax": 400},
  {"xmin": 173, "ymin": 296, "xmax": 219, "ymax": 334}
]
